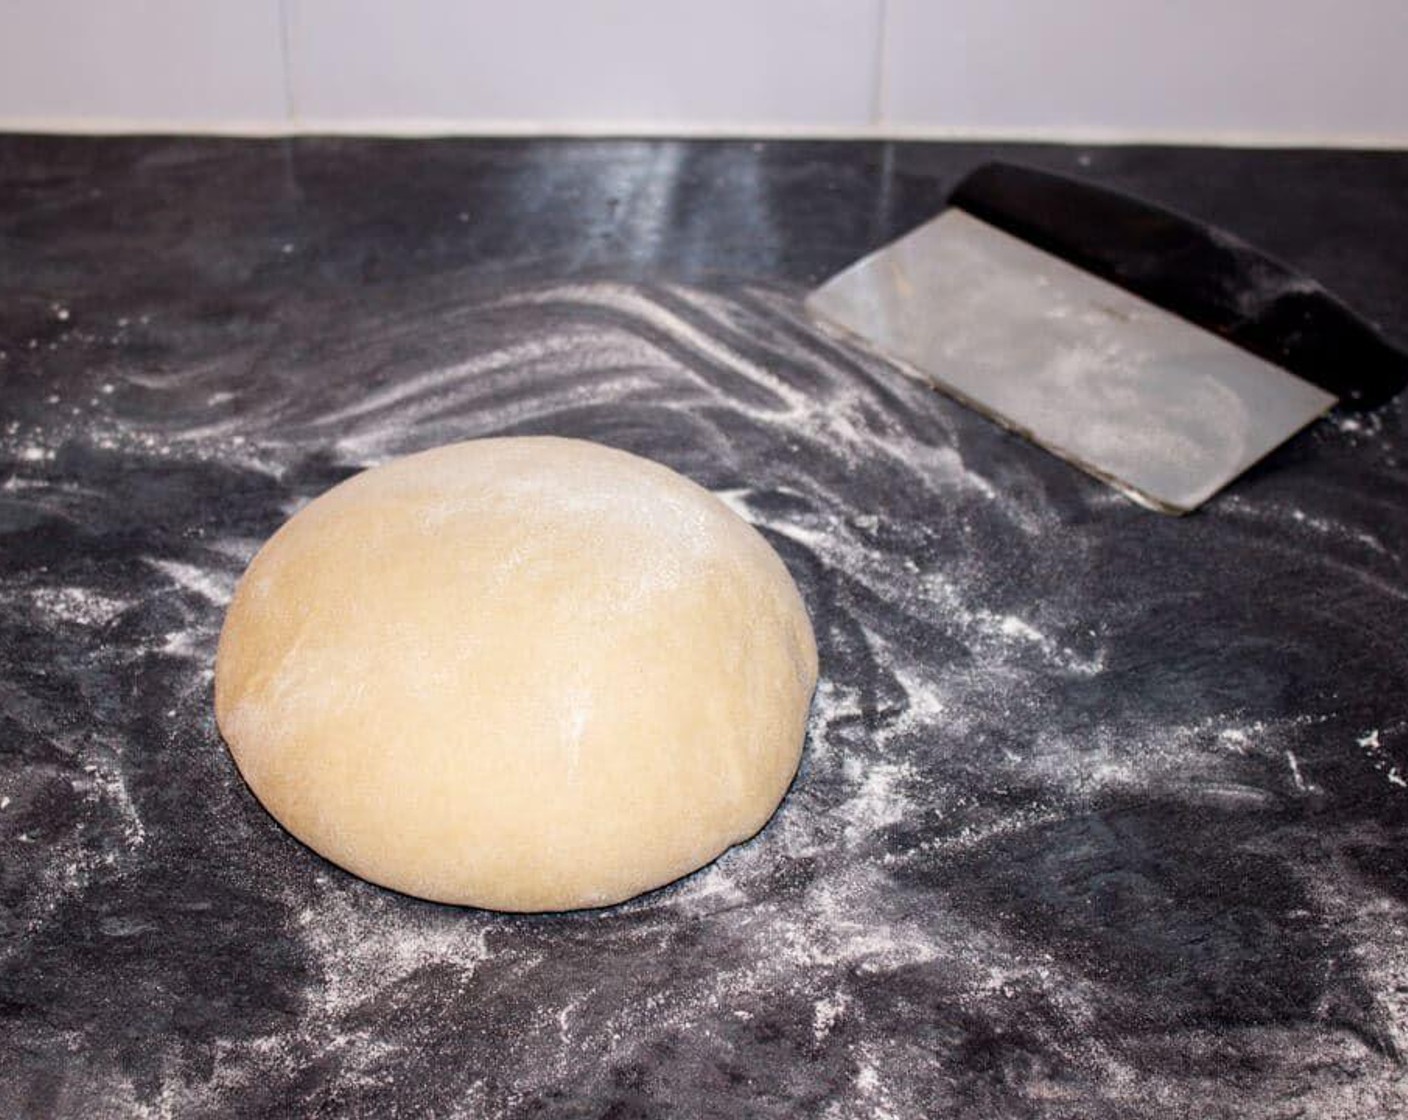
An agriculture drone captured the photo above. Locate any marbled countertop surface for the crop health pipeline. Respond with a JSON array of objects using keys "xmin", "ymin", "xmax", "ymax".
[{"xmin": 2, "ymin": 137, "xmax": 1406, "ymax": 1118}]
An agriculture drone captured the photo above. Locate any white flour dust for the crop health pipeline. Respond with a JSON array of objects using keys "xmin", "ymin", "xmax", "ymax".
[{"xmin": 4, "ymin": 278, "xmax": 1405, "ymax": 1117}]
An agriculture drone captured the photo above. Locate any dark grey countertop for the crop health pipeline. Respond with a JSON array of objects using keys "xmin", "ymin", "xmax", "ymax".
[{"xmin": 1, "ymin": 136, "xmax": 1406, "ymax": 1118}]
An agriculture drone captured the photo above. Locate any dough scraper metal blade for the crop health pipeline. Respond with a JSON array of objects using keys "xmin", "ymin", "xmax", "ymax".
[{"xmin": 806, "ymin": 163, "xmax": 1408, "ymax": 514}]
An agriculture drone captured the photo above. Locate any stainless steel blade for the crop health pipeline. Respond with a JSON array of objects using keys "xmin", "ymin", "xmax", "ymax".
[{"xmin": 806, "ymin": 209, "xmax": 1337, "ymax": 513}]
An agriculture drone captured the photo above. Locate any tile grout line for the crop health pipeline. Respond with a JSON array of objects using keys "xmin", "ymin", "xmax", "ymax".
[
  {"xmin": 871, "ymin": 0, "xmax": 891, "ymax": 130},
  {"xmin": 277, "ymin": 0, "xmax": 298, "ymax": 126}
]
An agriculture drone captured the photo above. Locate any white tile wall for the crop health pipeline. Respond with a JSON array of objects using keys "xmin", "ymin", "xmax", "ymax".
[
  {"xmin": 881, "ymin": 0, "xmax": 1408, "ymax": 142},
  {"xmin": 285, "ymin": 0, "xmax": 882, "ymax": 130},
  {"xmin": 0, "ymin": 0, "xmax": 286, "ymax": 128},
  {"xmin": 0, "ymin": 0, "xmax": 1404, "ymax": 143}
]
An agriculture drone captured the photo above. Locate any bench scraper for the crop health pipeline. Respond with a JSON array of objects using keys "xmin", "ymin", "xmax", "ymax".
[{"xmin": 806, "ymin": 163, "xmax": 1408, "ymax": 513}]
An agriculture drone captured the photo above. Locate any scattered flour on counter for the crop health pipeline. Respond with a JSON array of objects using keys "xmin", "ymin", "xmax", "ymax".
[
  {"xmin": 10, "ymin": 276, "xmax": 1406, "ymax": 1116},
  {"xmin": 160, "ymin": 630, "xmax": 208, "ymax": 658},
  {"xmin": 29, "ymin": 586, "xmax": 132, "ymax": 627},
  {"xmin": 710, "ymin": 487, "xmax": 754, "ymax": 521},
  {"xmin": 1291, "ymin": 824, "xmax": 1408, "ymax": 1061},
  {"xmin": 912, "ymin": 568, "xmax": 1105, "ymax": 677},
  {"xmin": 208, "ymin": 537, "xmax": 265, "ymax": 565},
  {"xmin": 319, "ymin": 335, "xmax": 592, "ymax": 432},
  {"xmin": 1017, "ymin": 711, "xmax": 1339, "ymax": 809},
  {"xmin": 1219, "ymin": 495, "xmax": 1395, "ymax": 557},
  {"xmin": 147, "ymin": 558, "xmax": 237, "ymax": 606},
  {"xmin": 839, "ymin": 759, "xmax": 917, "ymax": 846},
  {"xmin": 1284, "ymin": 750, "xmax": 1318, "ymax": 794},
  {"xmin": 848, "ymin": 1044, "xmax": 904, "ymax": 1120},
  {"xmin": 1332, "ymin": 411, "xmax": 1386, "ymax": 440},
  {"xmin": 885, "ymin": 664, "xmax": 952, "ymax": 730},
  {"xmin": 324, "ymin": 333, "xmax": 667, "ymax": 468},
  {"xmin": 295, "ymin": 889, "xmax": 491, "ymax": 1019},
  {"xmin": 499, "ymin": 284, "xmax": 813, "ymax": 420},
  {"xmin": 1217, "ymin": 727, "xmax": 1255, "ymax": 753},
  {"xmin": 78, "ymin": 762, "xmax": 146, "ymax": 848},
  {"xmin": 1357, "ymin": 728, "xmax": 1407, "ymax": 790},
  {"xmin": 1290, "ymin": 508, "xmax": 1390, "ymax": 555},
  {"xmin": 1, "ymin": 755, "xmax": 146, "ymax": 967},
  {"xmin": 812, "ymin": 992, "xmax": 848, "ymax": 1042},
  {"xmin": 769, "ymin": 518, "xmax": 836, "ymax": 554},
  {"xmin": 160, "ymin": 886, "xmax": 505, "ymax": 1108}
]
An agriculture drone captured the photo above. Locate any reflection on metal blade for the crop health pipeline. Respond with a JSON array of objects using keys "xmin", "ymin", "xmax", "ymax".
[{"xmin": 806, "ymin": 210, "xmax": 1337, "ymax": 513}]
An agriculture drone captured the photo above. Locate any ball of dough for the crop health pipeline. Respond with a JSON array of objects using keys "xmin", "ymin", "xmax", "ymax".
[{"xmin": 215, "ymin": 437, "xmax": 818, "ymax": 911}]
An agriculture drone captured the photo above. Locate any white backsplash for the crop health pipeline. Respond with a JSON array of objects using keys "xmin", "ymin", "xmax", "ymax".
[{"xmin": 0, "ymin": 0, "xmax": 1404, "ymax": 144}]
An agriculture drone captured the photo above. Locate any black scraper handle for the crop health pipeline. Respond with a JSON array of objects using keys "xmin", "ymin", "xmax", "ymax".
[{"xmin": 949, "ymin": 162, "xmax": 1408, "ymax": 411}]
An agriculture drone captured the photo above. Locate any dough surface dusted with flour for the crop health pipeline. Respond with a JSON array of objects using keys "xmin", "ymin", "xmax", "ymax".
[{"xmin": 214, "ymin": 436, "xmax": 818, "ymax": 911}]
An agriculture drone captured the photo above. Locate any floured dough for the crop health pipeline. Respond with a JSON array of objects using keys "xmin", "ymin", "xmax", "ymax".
[{"xmin": 214, "ymin": 437, "xmax": 818, "ymax": 911}]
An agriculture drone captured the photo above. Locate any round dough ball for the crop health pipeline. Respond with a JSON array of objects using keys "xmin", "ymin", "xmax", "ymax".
[{"xmin": 215, "ymin": 437, "xmax": 818, "ymax": 911}]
